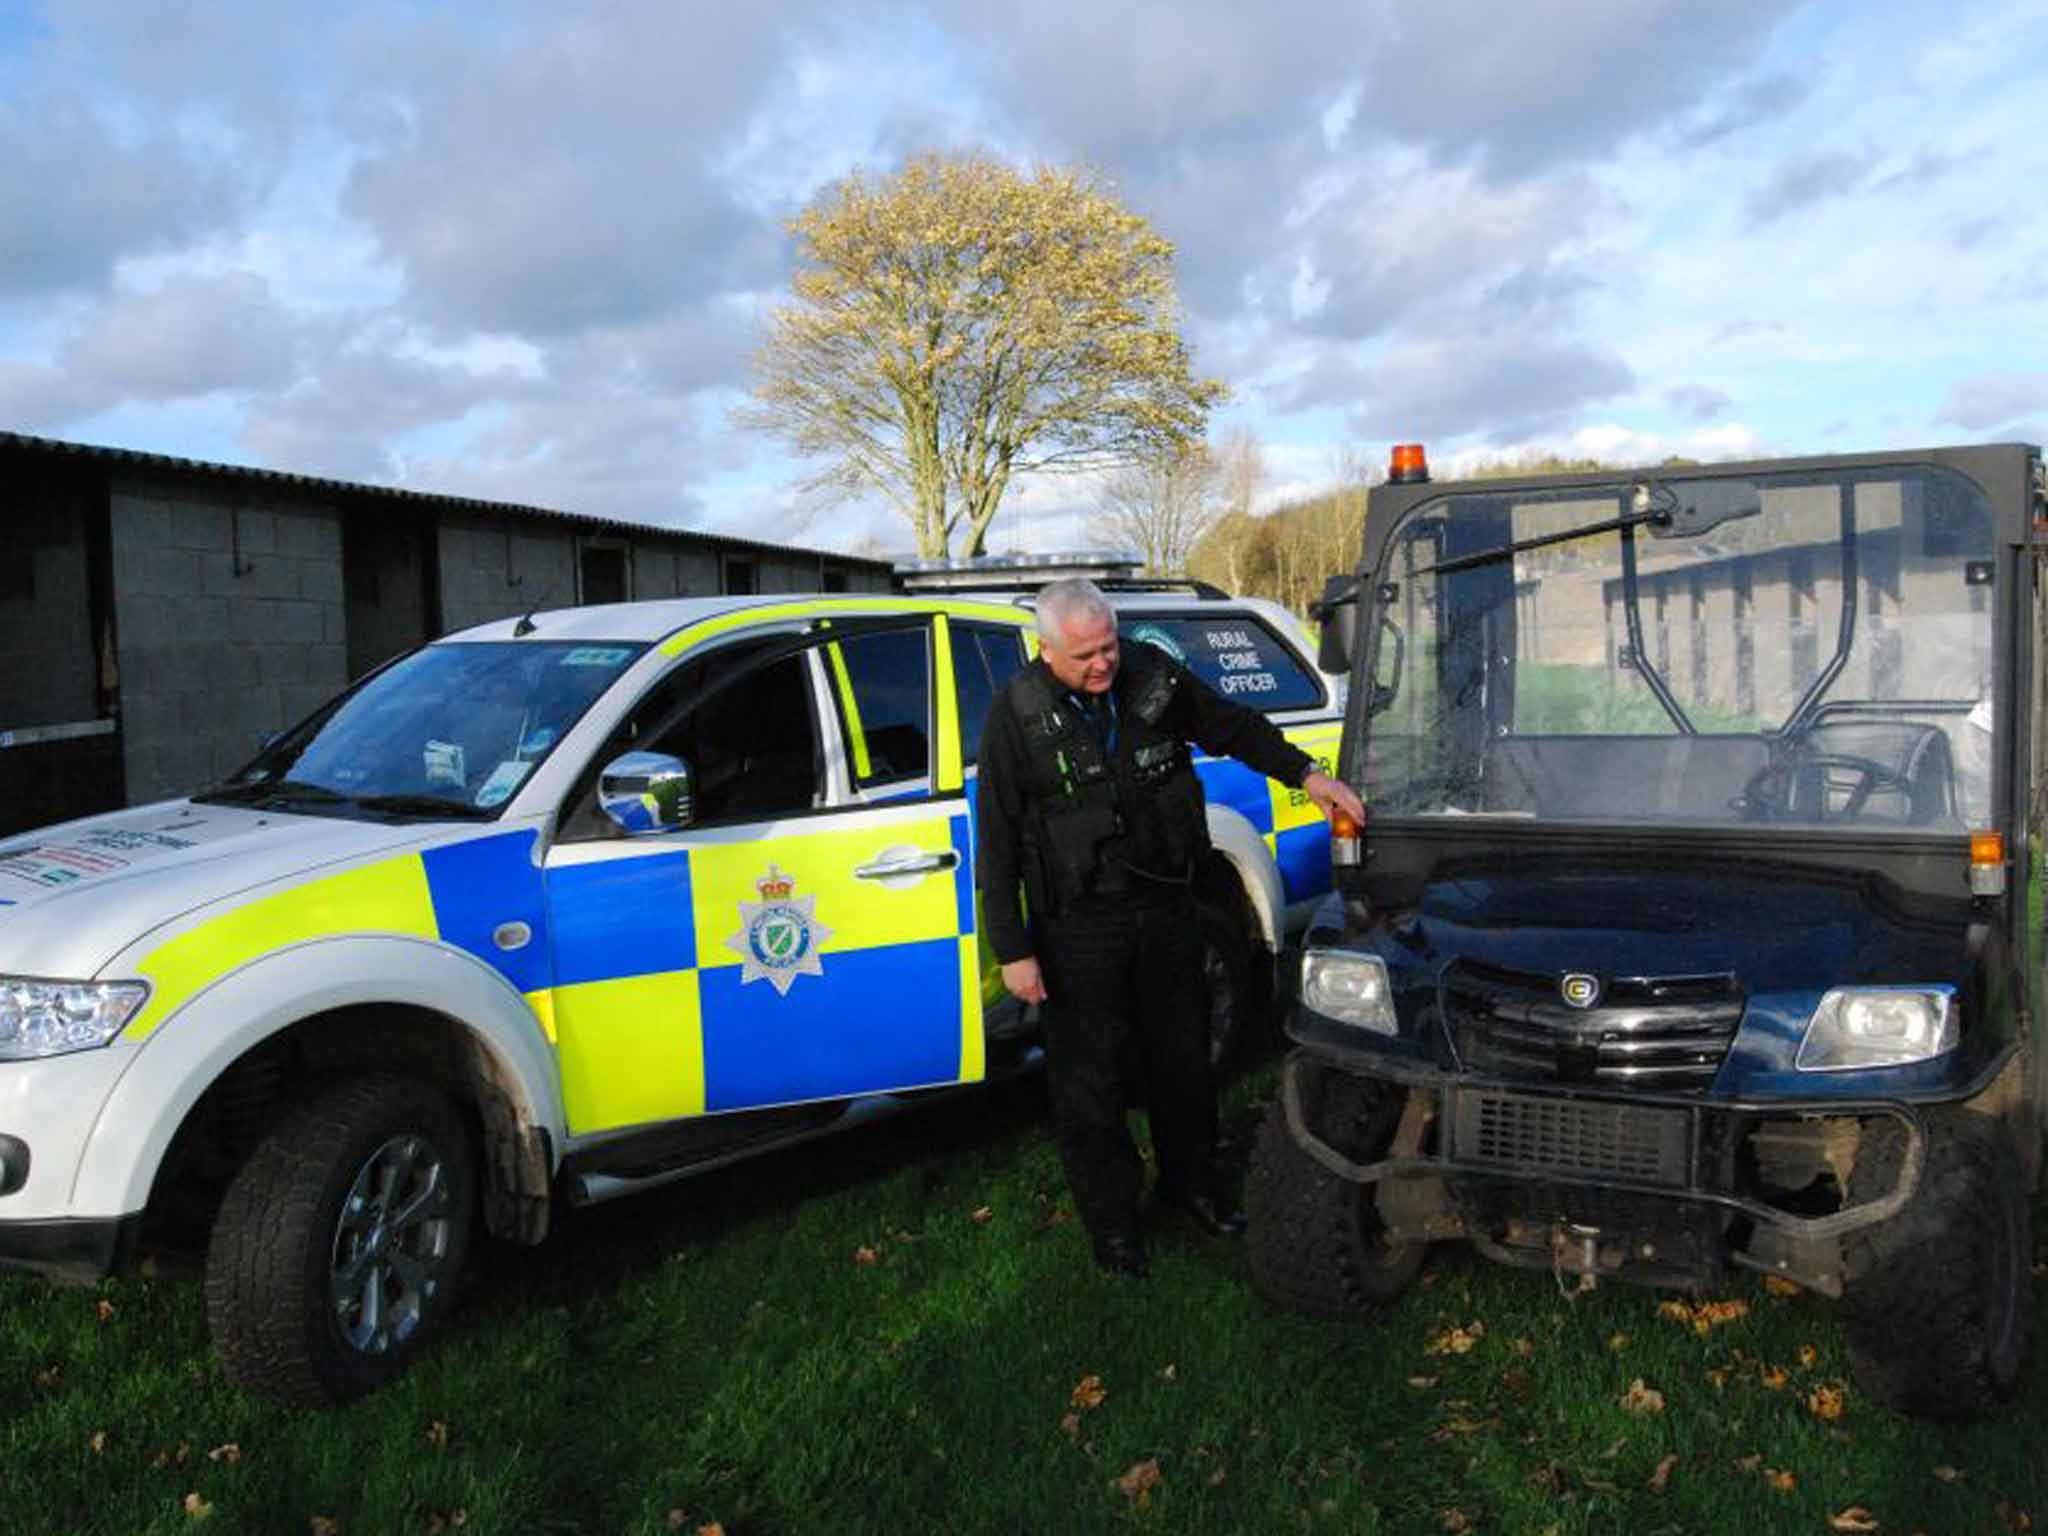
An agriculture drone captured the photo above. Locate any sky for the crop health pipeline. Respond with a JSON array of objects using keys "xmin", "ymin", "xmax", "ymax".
[{"xmin": 2, "ymin": 0, "xmax": 2045, "ymax": 557}]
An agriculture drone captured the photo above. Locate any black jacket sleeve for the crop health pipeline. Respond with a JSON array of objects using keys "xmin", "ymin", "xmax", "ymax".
[
  {"xmin": 973, "ymin": 687, "xmax": 1036, "ymax": 965},
  {"xmin": 1170, "ymin": 663, "xmax": 1316, "ymax": 787}
]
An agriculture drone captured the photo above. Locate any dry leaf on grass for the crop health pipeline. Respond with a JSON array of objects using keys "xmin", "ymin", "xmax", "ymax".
[
  {"xmin": 1159, "ymin": 1363, "xmax": 1176, "ymax": 1381},
  {"xmin": 1829, "ymin": 1509, "xmax": 1880, "ymax": 1534},
  {"xmin": 1425, "ymin": 1321, "xmax": 1485, "ymax": 1355},
  {"xmin": 1995, "ymin": 1502, "xmax": 2033, "ymax": 1533},
  {"xmin": 1648, "ymin": 1454, "xmax": 1679, "ymax": 1494},
  {"xmin": 183, "ymin": 1493, "xmax": 212, "ymax": 1520},
  {"xmin": 1704, "ymin": 1366, "xmax": 1731, "ymax": 1391},
  {"xmin": 96, "ymin": 1299, "xmax": 115, "ymax": 1323},
  {"xmin": 1762, "ymin": 1274, "xmax": 1803, "ymax": 1297},
  {"xmin": 853, "ymin": 1246, "xmax": 879, "ymax": 1266},
  {"xmin": 1760, "ymin": 1366, "xmax": 1790, "ymax": 1391},
  {"xmin": 1932, "ymin": 1465, "xmax": 1962, "ymax": 1483},
  {"xmin": 309, "ymin": 1519, "xmax": 342, "ymax": 1536},
  {"xmin": 1658, "ymin": 1298, "xmax": 1749, "ymax": 1334},
  {"xmin": 1512, "ymin": 1336, "xmax": 1535, "ymax": 1358},
  {"xmin": 970, "ymin": 1206, "xmax": 993, "ymax": 1225},
  {"xmin": 1764, "ymin": 1468, "xmax": 1797, "ymax": 1493},
  {"xmin": 1735, "ymin": 1453, "xmax": 1763, "ymax": 1474},
  {"xmin": 89, "ymin": 1431, "xmax": 108, "ymax": 1455},
  {"xmin": 1608, "ymin": 1331, "xmax": 1630, "ymax": 1352},
  {"xmin": 1059, "ymin": 1411, "xmax": 1082, "ymax": 1440},
  {"xmin": 1807, "ymin": 1382, "xmax": 1848, "ymax": 1421},
  {"xmin": 696, "ymin": 1525, "xmax": 726, "ymax": 1536},
  {"xmin": 1070, "ymin": 1374, "xmax": 1107, "ymax": 1410},
  {"xmin": 1111, "ymin": 1459, "xmax": 1162, "ymax": 1507},
  {"xmin": 1407, "ymin": 1375, "xmax": 1439, "ymax": 1389},
  {"xmin": 423, "ymin": 1422, "xmax": 449, "ymax": 1451},
  {"xmin": 1620, "ymin": 1378, "xmax": 1666, "ymax": 1416},
  {"xmin": 1440, "ymin": 1509, "xmax": 1471, "ymax": 1533},
  {"xmin": 207, "ymin": 1444, "xmax": 241, "ymax": 1465},
  {"xmin": 1799, "ymin": 1344, "xmax": 1820, "ymax": 1370}
]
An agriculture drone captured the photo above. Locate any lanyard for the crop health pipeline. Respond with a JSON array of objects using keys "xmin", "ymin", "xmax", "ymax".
[{"xmin": 1068, "ymin": 690, "xmax": 1118, "ymax": 756}]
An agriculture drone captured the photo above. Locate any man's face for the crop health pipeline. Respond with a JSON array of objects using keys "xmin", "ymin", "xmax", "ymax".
[{"xmin": 1043, "ymin": 608, "xmax": 1120, "ymax": 694}]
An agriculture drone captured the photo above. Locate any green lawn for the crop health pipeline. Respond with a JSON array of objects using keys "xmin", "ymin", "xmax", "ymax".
[{"xmin": 3, "ymin": 1062, "xmax": 2043, "ymax": 1536}]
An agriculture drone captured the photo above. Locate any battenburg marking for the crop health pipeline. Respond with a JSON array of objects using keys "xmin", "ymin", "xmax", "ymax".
[{"xmin": 725, "ymin": 864, "xmax": 833, "ymax": 997}]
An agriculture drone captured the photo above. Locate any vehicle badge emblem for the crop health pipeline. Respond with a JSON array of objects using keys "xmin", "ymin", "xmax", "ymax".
[
  {"xmin": 725, "ymin": 864, "xmax": 833, "ymax": 997},
  {"xmin": 1560, "ymin": 973, "xmax": 1601, "ymax": 1010}
]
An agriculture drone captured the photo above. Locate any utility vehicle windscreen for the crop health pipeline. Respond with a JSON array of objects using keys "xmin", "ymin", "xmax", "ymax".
[{"xmin": 1362, "ymin": 464, "xmax": 1997, "ymax": 829}]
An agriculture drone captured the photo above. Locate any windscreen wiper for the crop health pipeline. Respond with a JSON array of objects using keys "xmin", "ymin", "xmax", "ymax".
[
  {"xmin": 349, "ymin": 793, "xmax": 494, "ymax": 820},
  {"xmin": 1416, "ymin": 504, "xmax": 1670, "ymax": 577},
  {"xmin": 192, "ymin": 778, "xmax": 350, "ymax": 808}
]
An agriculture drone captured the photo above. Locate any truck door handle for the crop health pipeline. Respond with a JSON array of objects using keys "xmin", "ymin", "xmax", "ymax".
[{"xmin": 854, "ymin": 849, "xmax": 959, "ymax": 880}]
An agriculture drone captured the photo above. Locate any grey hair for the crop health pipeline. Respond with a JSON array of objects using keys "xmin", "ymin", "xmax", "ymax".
[{"xmin": 1035, "ymin": 577, "xmax": 1114, "ymax": 645}]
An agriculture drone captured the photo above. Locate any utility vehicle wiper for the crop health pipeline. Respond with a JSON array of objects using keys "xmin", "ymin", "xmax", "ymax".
[
  {"xmin": 350, "ymin": 793, "xmax": 494, "ymax": 820},
  {"xmin": 192, "ymin": 778, "xmax": 350, "ymax": 807},
  {"xmin": 1415, "ymin": 505, "xmax": 1671, "ymax": 577}
]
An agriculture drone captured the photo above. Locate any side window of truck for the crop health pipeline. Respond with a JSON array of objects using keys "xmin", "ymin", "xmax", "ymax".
[
  {"xmin": 951, "ymin": 622, "xmax": 1028, "ymax": 768},
  {"xmin": 829, "ymin": 624, "xmax": 933, "ymax": 791}
]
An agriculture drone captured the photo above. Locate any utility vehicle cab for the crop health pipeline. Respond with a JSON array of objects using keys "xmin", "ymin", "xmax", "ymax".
[{"xmin": 1248, "ymin": 442, "xmax": 2043, "ymax": 1419}]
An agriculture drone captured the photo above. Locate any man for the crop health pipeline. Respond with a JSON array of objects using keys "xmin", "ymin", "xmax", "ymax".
[{"xmin": 975, "ymin": 578, "xmax": 1366, "ymax": 1276}]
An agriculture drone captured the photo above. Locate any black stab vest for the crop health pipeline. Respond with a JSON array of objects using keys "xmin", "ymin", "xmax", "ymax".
[{"xmin": 1008, "ymin": 647, "xmax": 1209, "ymax": 915}]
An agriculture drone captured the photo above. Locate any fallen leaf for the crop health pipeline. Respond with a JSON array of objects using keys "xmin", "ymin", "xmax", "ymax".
[
  {"xmin": 1425, "ymin": 1321, "xmax": 1485, "ymax": 1355},
  {"xmin": 1070, "ymin": 1374, "xmax": 1107, "ymax": 1410},
  {"xmin": 1648, "ymin": 1453, "xmax": 1679, "ymax": 1495},
  {"xmin": 1765, "ymin": 1468, "xmax": 1797, "ymax": 1493},
  {"xmin": 1657, "ymin": 1299, "xmax": 1692, "ymax": 1325},
  {"xmin": 1059, "ymin": 1411, "xmax": 1082, "ymax": 1439},
  {"xmin": 1111, "ymin": 1459, "xmax": 1162, "ymax": 1507},
  {"xmin": 32, "ymin": 1365, "xmax": 60, "ymax": 1389},
  {"xmin": 1830, "ymin": 1509, "xmax": 1881, "ymax": 1534},
  {"xmin": 1429, "ymin": 1411, "xmax": 1494, "ymax": 1440},
  {"xmin": 1440, "ymin": 1510, "xmax": 1471, "ymax": 1534},
  {"xmin": 1932, "ymin": 1465, "xmax": 1962, "ymax": 1483},
  {"xmin": 663, "ymin": 1515, "xmax": 686, "ymax": 1533},
  {"xmin": 1620, "ymin": 1378, "xmax": 1667, "ymax": 1416},
  {"xmin": 1407, "ymin": 1375, "xmax": 1439, "ymax": 1389},
  {"xmin": 309, "ymin": 1519, "xmax": 341, "ymax": 1536},
  {"xmin": 1602, "ymin": 1436, "xmax": 1627, "ymax": 1460},
  {"xmin": 1705, "ymin": 1367, "xmax": 1731, "ymax": 1391},
  {"xmin": 698, "ymin": 1525, "xmax": 727, "ymax": 1536},
  {"xmin": 853, "ymin": 1246, "xmax": 879, "ymax": 1266},
  {"xmin": 1799, "ymin": 1344, "xmax": 1820, "ymax": 1370},
  {"xmin": 1995, "ymin": 1502, "xmax": 2033, "ymax": 1534},
  {"xmin": 1761, "ymin": 1366, "xmax": 1790, "ymax": 1391},
  {"xmin": 88, "ymin": 1431, "xmax": 107, "ymax": 1455},
  {"xmin": 1608, "ymin": 1331, "xmax": 1630, "ymax": 1353},
  {"xmin": 208, "ymin": 1443, "xmax": 241, "ymax": 1465},
  {"xmin": 424, "ymin": 1421, "xmax": 449, "ymax": 1451},
  {"xmin": 1763, "ymin": 1274, "xmax": 1803, "ymax": 1298},
  {"xmin": 1512, "ymin": 1336, "xmax": 1535, "ymax": 1358},
  {"xmin": 1158, "ymin": 1363, "xmax": 1176, "ymax": 1381},
  {"xmin": 183, "ymin": 1493, "xmax": 212, "ymax": 1520},
  {"xmin": 1207, "ymin": 1466, "xmax": 1227, "ymax": 1488},
  {"xmin": 970, "ymin": 1206, "xmax": 993, "ymax": 1224},
  {"xmin": 1736, "ymin": 1453, "xmax": 1764, "ymax": 1474},
  {"xmin": 1807, "ymin": 1382, "xmax": 1848, "ymax": 1422},
  {"xmin": 96, "ymin": 1299, "xmax": 115, "ymax": 1323}
]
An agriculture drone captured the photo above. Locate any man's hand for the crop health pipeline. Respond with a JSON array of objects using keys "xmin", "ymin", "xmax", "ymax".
[
  {"xmin": 1001, "ymin": 956, "xmax": 1048, "ymax": 1005},
  {"xmin": 1301, "ymin": 769, "xmax": 1365, "ymax": 826}
]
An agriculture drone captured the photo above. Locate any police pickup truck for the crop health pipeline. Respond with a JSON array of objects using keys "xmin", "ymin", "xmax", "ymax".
[{"xmin": 0, "ymin": 566, "xmax": 1338, "ymax": 1404}]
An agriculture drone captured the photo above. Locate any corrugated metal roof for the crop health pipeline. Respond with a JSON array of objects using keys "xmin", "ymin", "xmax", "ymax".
[{"xmin": 0, "ymin": 429, "xmax": 889, "ymax": 570}]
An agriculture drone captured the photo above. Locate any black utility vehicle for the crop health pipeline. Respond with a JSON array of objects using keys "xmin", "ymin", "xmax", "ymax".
[{"xmin": 1248, "ymin": 442, "xmax": 2043, "ymax": 1418}]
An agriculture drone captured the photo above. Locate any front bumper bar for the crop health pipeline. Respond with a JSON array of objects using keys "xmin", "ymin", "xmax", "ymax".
[{"xmin": 0, "ymin": 1213, "xmax": 142, "ymax": 1285}]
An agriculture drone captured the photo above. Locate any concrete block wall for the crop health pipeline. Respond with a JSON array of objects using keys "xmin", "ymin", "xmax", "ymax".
[
  {"xmin": 110, "ymin": 476, "xmax": 349, "ymax": 803},
  {"xmin": 437, "ymin": 513, "xmax": 579, "ymax": 634}
]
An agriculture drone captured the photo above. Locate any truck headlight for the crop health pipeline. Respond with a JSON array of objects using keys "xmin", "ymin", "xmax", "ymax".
[
  {"xmin": 0, "ymin": 976, "xmax": 150, "ymax": 1061},
  {"xmin": 1795, "ymin": 986, "xmax": 1956, "ymax": 1071},
  {"xmin": 1301, "ymin": 951, "xmax": 1397, "ymax": 1036}
]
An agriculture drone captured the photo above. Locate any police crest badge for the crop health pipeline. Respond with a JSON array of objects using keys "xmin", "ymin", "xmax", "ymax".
[{"xmin": 725, "ymin": 864, "xmax": 832, "ymax": 996}]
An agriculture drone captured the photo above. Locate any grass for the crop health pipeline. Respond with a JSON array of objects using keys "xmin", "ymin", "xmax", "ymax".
[{"xmin": 3, "ymin": 1058, "xmax": 2044, "ymax": 1536}]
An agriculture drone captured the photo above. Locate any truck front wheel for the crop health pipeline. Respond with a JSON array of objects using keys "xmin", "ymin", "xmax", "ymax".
[
  {"xmin": 1246, "ymin": 1067, "xmax": 1425, "ymax": 1316},
  {"xmin": 204, "ymin": 1075, "xmax": 476, "ymax": 1406},
  {"xmin": 1839, "ymin": 1110, "xmax": 2030, "ymax": 1419}
]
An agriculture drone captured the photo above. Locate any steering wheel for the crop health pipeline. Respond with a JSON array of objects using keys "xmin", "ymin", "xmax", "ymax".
[{"xmin": 1735, "ymin": 750, "xmax": 1908, "ymax": 822}]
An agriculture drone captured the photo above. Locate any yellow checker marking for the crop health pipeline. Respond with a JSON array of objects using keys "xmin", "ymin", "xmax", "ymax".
[
  {"xmin": 125, "ymin": 855, "xmax": 438, "ymax": 1041},
  {"xmin": 657, "ymin": 597, "xmax": 1031, "ymax": 658},
  {"xmin": 688, "ymin": 818, "xmax": 962, "ymax": 965},
  {"xmin": 956, "ymin": 935, "xmax": 984, "ymax": 1082},
  {"xmin": 523, "ymin": 987, "xmax": 558, "ymax": 1044},
  {"xmin": 1269, "ymin": 723, "xmax": 1344, "ymax": 835},
  {"xmin": 933, "ymin": 615, "xmax": 963, "ymax": 793},
  {"xmin": 552, "ymin": 969, "xmax": 704, "ymax": 1129}
]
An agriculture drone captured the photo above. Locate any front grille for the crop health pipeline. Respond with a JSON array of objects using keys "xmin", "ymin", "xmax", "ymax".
[
  {"xmin": 1442, "ymin": 962, "xmax": 1742, "ymax": 1091},
  {"xmin": 1451, "ymin": 1090, "xmax": 1690, "ymax": 1186}
]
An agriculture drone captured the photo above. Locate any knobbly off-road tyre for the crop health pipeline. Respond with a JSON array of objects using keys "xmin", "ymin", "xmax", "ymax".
[
  {"xmin": 1839, "ymin": 1110, "xmax": 2030, "ymax": 1420},
  {"xmin": 205, "ymin": 1075, "xmax": 476, "ymax": 1406},
  {"xmin": 1246, "ymin": 1065, "xmax": 1425, "ymax": 1317}
]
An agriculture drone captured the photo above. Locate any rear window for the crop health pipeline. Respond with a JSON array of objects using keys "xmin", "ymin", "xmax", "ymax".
[{"xmin": 1117, "ymin": 613, "xmax": 1325, "ymax": 713}]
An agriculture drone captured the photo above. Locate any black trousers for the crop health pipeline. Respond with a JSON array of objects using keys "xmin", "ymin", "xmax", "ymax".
[{"xmin": 1036, "ymin": 891, "xmax": 1216, "ymax": 1241}]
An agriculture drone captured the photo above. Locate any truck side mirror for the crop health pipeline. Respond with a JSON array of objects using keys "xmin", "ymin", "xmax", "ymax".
[
  {"xmin": 1311, "ymin": 575, "xmax": 1359, "ymax": 676},
  {"xmin": 599, "ymin": 751, "xmax": 695, "ymax": 834}
]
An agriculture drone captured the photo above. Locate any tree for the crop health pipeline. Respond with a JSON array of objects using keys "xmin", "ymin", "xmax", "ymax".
[
  {"xmin": 1086, "ymin": 446, "xmax": 1218, "ymax": 575},
  {"xmin": 743, "ymin": 150, "xmax": 1224, "ymax": 559}
]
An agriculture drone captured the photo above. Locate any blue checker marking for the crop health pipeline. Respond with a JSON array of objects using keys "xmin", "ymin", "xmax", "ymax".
[
  {"xmin": 546, "ymin": 849, "xmax": 695, "ymax": 986},
  {"xmin": 422, "ymin": 831, "xmax": 551, "ymax": 994},
  {"xmin": 949, "ymin": 812, "xmax": 974, "ymax": 934},
  {"xmin": 1195, "ymin": 758, "xmax": 1274, "ymax": 834},
  {"xmin": 699, "ymin": 938, "xmax": 962, "ymax": 1110},
  {"xmin": 1275, "ymin": 822, "xmax": 1332, "ymax": 904}
]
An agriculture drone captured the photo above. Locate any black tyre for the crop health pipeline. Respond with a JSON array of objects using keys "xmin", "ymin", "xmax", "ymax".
[
  {"xmin": 1246, "ymin": 1065, "xmax": 1426, "ymax": 1316},
  {"xmin": 1196, "ymin": 888, "xmax": 1268, "ymax": 1068},
  {"xmin": 1840, "ymin": 1110, "xmax": 2030, "ymax": 1420},
  {"xmin": 204, "ymin": 1075, "xmax": 476, "ymax": 1406}
]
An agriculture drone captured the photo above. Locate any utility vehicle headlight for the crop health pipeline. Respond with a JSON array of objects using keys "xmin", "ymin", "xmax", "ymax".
[
  {"xmin": 1301, "ymin": 951, "xmax": 1397, "ymax": 1036},
  {"xmin": 1795, "ymin": 986, "xmax": 1956, "ymax": 1072},
  {"xmin": 0, "ymin": 976, "xmax": 149, "ymax": 1061}
]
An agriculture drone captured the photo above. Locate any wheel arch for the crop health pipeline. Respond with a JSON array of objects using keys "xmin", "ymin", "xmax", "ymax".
[
  {"xmin": 1204, "ymin": 804, "xmax": 1284, "ymax": 951},
  {"xmin": 77, "ymin": 936, "xmax": 563, "ymax": 1244}
]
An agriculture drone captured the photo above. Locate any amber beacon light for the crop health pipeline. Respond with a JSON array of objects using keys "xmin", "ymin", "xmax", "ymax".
[
  {"xmin": 1389, "ymin": 442, "xmax": 1430, "ymax": 483},
  {"xmin": 1970, "ymin": 829, "xmax": 2006, "ymax": 896},
  {"xmin": 1330, "ymin": 804, "xmax": 1364, "ymax": 867}
]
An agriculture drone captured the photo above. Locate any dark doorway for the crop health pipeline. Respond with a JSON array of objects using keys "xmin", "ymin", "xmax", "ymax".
[{"xmin": 580, "ymin": 543, "xmax": 630, "ymax": 605}]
